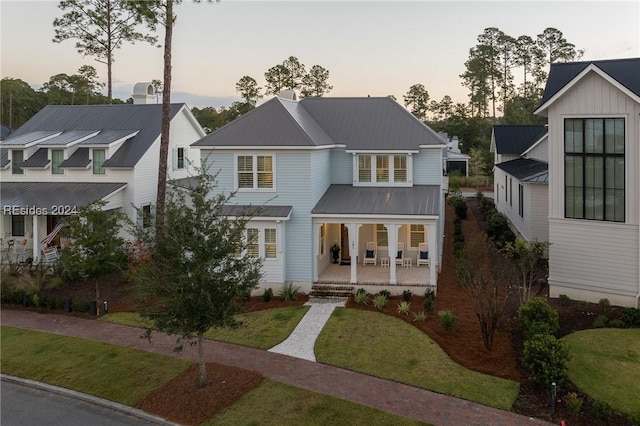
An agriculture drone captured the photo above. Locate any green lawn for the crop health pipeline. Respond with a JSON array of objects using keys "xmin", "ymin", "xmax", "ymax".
[
  {"xmin": 563, "ymin": 328, "xmax": 640, "ymax": 416},
  {"xmin": 315, "ymin": 308, "xmax": 520, "ymax": 410},
  {"xmin": 101, "ymin": 305, "xmax": 309, "ymax": 350},
  {"xmin": 0, "ymin": 326, "xmax": 190, "ymax": 406},
  {"xmin": 205, "ymin": 380, "xmax": 428, "ymax": 426},
  {"xmin": 1, "ymin": 326, "xmax": 427, "ymax": 425}
]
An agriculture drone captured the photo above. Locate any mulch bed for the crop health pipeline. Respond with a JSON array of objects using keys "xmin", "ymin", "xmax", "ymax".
[{"xmin": 5, "ymin": 197, "xmax": 636, "ymax": 425}]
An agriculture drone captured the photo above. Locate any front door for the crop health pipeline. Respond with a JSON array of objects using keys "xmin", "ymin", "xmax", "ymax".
[{"xmin": 340, "ymin": 224, "xmax": 350, "ymax": 264}]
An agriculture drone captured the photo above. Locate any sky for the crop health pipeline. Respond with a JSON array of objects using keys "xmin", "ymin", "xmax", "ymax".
[{"xmin": 1, "ymin": 0, "xmax": 639, "ymax": 109}]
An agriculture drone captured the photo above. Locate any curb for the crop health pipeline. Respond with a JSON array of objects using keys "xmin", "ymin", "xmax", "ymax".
[{"xmin": 0, "ymin": 374, "xmax": 179, "ymax": 426}]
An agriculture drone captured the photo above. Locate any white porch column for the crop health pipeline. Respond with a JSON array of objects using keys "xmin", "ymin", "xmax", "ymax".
[
  {"xmin": 427, "ymin": 223, "xmax": 437, "ymax": 285},
  {"xmin": 312, "ymin": 221, "xmax": 322, "ymax": 282},
  {"xmin": 385, "ymin": 223, "xmax": 398, "ymax": 285},
  {"xmin": 32, "ymin": 215, "xmax": 40, "ymax": 261},
  {"xmin": 347, "ymin": 223, "xmax": 360, "ymax": 284}
]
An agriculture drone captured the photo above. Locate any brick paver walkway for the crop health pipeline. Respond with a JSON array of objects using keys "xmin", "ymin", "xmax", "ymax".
[{"xmin": 1, "ymin": 309, "xmax": 551, "ymax": 426}]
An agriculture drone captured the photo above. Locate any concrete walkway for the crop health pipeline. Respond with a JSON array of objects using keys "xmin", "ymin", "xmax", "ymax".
[
  {"xmin": 269, "ymin": 298, "xmax": 346, "ymax": 361},
  {"xmin": 1, "ymin": 309, "xmax": 551, "ymax": 426}
]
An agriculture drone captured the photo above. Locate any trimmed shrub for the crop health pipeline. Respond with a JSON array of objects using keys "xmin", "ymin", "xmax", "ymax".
[
  {"xmin": 424, "ymin": 289, "xmax": 435, "ymax": 312},
  {"xmin": 522, "ymin": 333, "xmax": 570, "ymax": 387},
  {"xmin": 438, "ymin": 309, "xmax": 457, "ymax": 331},
  {"xmin": 593, "ymin": 400, "xmax": 612, "ymax": 421},
  {"xmin": 402, "ymin": 289, "xmax": 412, "ymax": 302},
  {"xmin": 609, "ymin": 319, "xmax": 625, "ymax": 328},
  {"xmin": 592, "ymin": 315, "xmax": 609, "ymax": 328},
  {"xmin": 598, "ymin": 298, "xmax": 611, "ymax": 313},
  {"xmin": 578, "ymin": 300, "xmax": 590, "ymax": 312},
  {"xmin": 262, "ymin": 288, "xmax": 273, "ymax": 302},
  {"xmin": 378, "ymin": 289, "xmax": 391, "ymax": 298},
  {"xmin": 621, "ymin": 308, "xmax": 640, "ymax": 327},
  {"xmin": 517, "ymin": 297, "xmax": 560, "ymax": 337},
  {"xmin": 558, "ymin": 294, "xmax": 571, "ymax": 306},
  {"xmin": 485, "ymin": 209, "xmax": 516, "ymax": 247},
  {"xmin": 448, "ymin": 195, "xmax": 468, "ymax": 219}
]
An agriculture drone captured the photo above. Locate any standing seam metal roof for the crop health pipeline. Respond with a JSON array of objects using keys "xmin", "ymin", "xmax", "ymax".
[
  {"xmin": 20, "ymin": 148, "xmax": 49, "ymax": 168},
  {"xmin": 495, "ymin": 158, "xmax": 548, "ymax": 182},
  {"xmin": 493, "ymin": 125, "xmax": 547, "ymax": 155},
  {"xmin": 311, "ymin": 184, "xmax": 441, "ymax": 216},
  {"xmin": 193, "ymin": 97, "xmax": 445, "ymax": 150},
  {"xmin": 0, "ymin": 182, "xmax": 127, "ymax": 210}
]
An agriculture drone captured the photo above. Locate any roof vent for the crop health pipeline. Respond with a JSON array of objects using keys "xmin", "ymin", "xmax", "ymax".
[{"xmin": 132, "ymin": 82, "xmax": 156, "ymax": 105}]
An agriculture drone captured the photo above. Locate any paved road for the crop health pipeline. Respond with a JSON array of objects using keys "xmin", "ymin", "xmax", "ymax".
[{"xmin": 0, "ymin": 378, "xmax": 170, "ymax": 426}]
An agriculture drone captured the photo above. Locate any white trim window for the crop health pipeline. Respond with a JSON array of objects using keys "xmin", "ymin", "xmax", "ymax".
[
  {"xmin": 51, "ymin": 149, "xmax": 64, "ymax": 175},
  {"xmin": 93, "ymin": 149, "xmax": 106, "ymax": 175},
  {"xmin": 355, "ymin": 154, "xmax": 411, "ymax": 186},
  {"xmin": 376, "ymin": 224, "xmax": 388, "ymax": 247},
  {"xmin": 11, "ymin": 150, "xmax": 24, "ymax": 175},
  {"xmin": 172, "ymin": 147, "xmax": 186, "ymax": 170},
  {"xmin": 236, "ymin": 154, "xmax": 275, "ymax": 190},
  {"xmin": 245, "ymin": 227, "xmax": 278, "ymax": 259},
  {"xmin": 409, "ymin": 224, "xmax": 425, "ymax": 248},
  {"xmin": 264, "ymin": 228, "xmax": 277, "ymax": 259},
  {"xmin": 320, "ymin": 224, "xmax": 326, "ymax": 256},
  {"xmin": 246, "ymin": 228, "xmax": 259, "ymax": 257}
]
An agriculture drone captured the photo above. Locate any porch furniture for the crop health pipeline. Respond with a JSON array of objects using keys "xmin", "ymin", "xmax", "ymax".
[
  {"xmin": 363, "ymin": 241, "xmax": 377, "ymax": 266},
  {"xmin": 417, "ymin": 243, "xmax": 430, "ymax": 267},
  {"xmin": 12, "ymin": 239, "xmax": 28, "ymax": 260},
  {"xmin": 403, "ymin": 257, "xmax": 412, "ymax": 268},
  {"xmin": 395, "ymin": 242, "xmax": 405, "ymax": 266},
  {"xmin": 381, "ymin": 257, "xmax": 390, "ymax": 268}
]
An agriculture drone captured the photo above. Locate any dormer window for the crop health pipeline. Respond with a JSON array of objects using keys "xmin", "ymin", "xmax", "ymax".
[
  {"xmin": 11, "ymin": 150, "xmax": 23, "ymax": 175},
  {"xmin": 354, "ymin": 154, "xmax": 411, "ymax": 186},
  {"xmin": 51, "ymin": 149, "xmax": 64, "ymax": 174},
  {"xmin": 93, "ymin": 149, "xmax": 106, "ymax": 175}
]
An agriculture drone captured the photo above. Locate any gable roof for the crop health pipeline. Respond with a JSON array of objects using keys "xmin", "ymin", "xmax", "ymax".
[
  {"xmin": 1, "ymin": 104, "xmax": 186, "ymax": 167},
  {"xmin": 193, "ymin": 97, "xmax": 445, "ymax": 150},
  {"xmin": 492, "ymin": 125, "xmax": 548, "ymax": 155},
  {"xmin": 495, "ymin": 158, "xmax": 548, "ymax": 183},
  {"xmin": 536, "ymin": 57, "xmax": 640, "ymax": 114}
]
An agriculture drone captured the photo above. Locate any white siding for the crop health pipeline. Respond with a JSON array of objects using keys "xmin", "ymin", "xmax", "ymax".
[
  {"xmin": 546, "ymin": 70, "xmax": 640, "ymax": 307},
  {"xmin": 167, "ymin": 108, "xmax": 203, "ymax": 179},
  {"xmin": 524, "ymin": 137, "xmax": 548, "ymax": 162},
  {"xmin": 528, "ymin": 184, "xmax": 549, "ymax": 242}
]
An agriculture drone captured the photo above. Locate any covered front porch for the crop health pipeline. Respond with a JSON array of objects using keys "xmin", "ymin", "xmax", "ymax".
[{"xmin": 318, "ymin": 261, "xmax": 432, "ymax": 286}]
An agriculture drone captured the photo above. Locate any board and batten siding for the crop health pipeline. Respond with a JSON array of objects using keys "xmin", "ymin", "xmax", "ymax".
[
  {"xmin": 525, "ymin": 137, "xmax": 548, "ymax": 162},
  {"xmin": 413, "ymin": 148, "xmax": 443, "ymax": 185},
  {"xmin": 545, "ymin": 70, "xmax": 640, "ymax": 307},
  {"xmin": 528, "ymin": 184, "xmax": 549, "ymax": 242}
]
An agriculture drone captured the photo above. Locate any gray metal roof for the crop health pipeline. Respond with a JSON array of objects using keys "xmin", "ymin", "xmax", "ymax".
[
  {"xmin": 194, "ymin": 97, "xmax": 445, "ymax": 150},
  {"xmin": 312, "ymin": 184, "xmax": 441, "ymax": 216},
  {"xmin": 20, "ymin": 148, "xmax": 49, "ymax": 168},
  {"xmin": 539, "ymin": 57, "xmax": 640, "ymax": 107},
  {"xmin": 80, "ymin": 129, "xmax": 139, "ymax": 146},
  {"xmin": 1, "ymin": 125, "xmax": 14, "ymax": 139},
  {"xmin": 3, "ymin": 104, "xmax": 185, "ymax": 167},
  {"xmin": 495, "ymin": 158, "xmax": 549, "ymax": 182},
  {"xmin": 0, "ymin": 148, "xmax": 8, "ymax": 168},
  {"xmin": 60, "ymin": 148, "xmax": 90, "ymax": 168},
  {"xmin": 35, "ymin": 130, "xmax": 98, "ymax": 147},
  {"xmin": 0, "ymin": 182, "xmax": 127, "ymax": 210},
  {"xmin": 492, "ymin": 125, "xmax": 547, "ymax": 155},
  {"xmin": 0, "ymin": 130, "xmax": 60, "ymax": 146}
]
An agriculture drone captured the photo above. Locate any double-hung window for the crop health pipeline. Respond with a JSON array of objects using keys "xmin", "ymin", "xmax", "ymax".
[
  {"xmin": 93, "ymin": 149, "xmax": 106, "ymax": 175},
  {"xmin": 52, "ymin": 149, "xmax": 64, "ymax": 174},
  {"xmin": 565, "ymin": 118, "xmax": 624, "ymax": 222},
  {"xmin": 11, "ymin": 150, "xmax": 23, "ymax": 175},
  {"xmin": 173, "ymin": 147, "xmax": 185, "ymax": 170},
  {"xmin": 237, "ymin": 154, "xmax": 274, "ymax": 190},
  {"xmin": 376, "ymin": 224, "xmax": 388, "ymax": 246},
  {"xmin": 246, "ymin": 227, "xmax": 277, "ymax": 259},
  {"xmin": 11, "ymin": 216, "xmax": 25, "ymax": 236},
  {"xmin": 246, "ymin": 228, "xmax": 259, "ymax": 257},
  {"xmin": 264, "ymin": 228, "xmax": 277, "ymax": 259},
  {"xmin": 356, "ymin": 154, "xmax": 409, "ymax": 185},
  {"xmin": 410, "ymin": 224, "xmax": 425, "ymax": 248},
  {"xmin": 518, "ymin": 184, "xmax": 524, "ymax": 218}
]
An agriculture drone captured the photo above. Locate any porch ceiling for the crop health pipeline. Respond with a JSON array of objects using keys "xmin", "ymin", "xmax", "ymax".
[
  {"xmin": 0, "ymin": 182, "xmax": 127, "ymax": 211},
  {"xmin": 311, "ymin": 184, "xmax": 440, "ymax": 216}
]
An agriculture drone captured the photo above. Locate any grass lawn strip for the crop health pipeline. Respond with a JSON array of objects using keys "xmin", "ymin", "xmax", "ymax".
[
  {"xmin": 101, "ymin": 306, "xmax": 309, "ymax": 350},
  {"xmin": 0, "ymin": 326, "xmax": 190, "ymax": 406},
  {"xmin": 204, "ymin": 379, "xmax": 429, "ymax": 426},
  {"xmin": 563, "ymin": 328, "xmax": 640, "ymax": 416},
  {"xmin": 315, "ymin": 308, "xmax": 520, "ymax": 410}
]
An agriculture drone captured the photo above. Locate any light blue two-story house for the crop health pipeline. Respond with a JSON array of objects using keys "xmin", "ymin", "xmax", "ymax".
[{"xmin": 192, "ymin": 94, "xmax": 446, "ymax": 295}]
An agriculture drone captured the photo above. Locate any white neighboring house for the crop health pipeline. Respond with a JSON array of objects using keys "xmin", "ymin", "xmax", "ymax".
[
  {"xmin": 534, "ymin": 57, "xmax": 640, "ymax": 308},
  {"xmin": 442, "ymin": 134, "xmax": 470, "ymax": 176},
  {"xmin": 491, "ymin": 125, "xmax": 549, "ymax": 243},
  {"xmin": 0, "ymin": 83, "xmax": 205, "ymax": 261}
]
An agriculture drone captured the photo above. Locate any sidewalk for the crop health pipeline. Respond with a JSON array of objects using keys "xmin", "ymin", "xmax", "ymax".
[{"xmin": 1, "ymin": 309, "xmax": 550, "ymax": 426}]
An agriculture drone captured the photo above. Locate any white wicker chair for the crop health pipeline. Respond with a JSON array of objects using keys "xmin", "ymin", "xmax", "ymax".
[{"xmin": 395, "ymin": 242, "xmax": 405, "ymax": 266}]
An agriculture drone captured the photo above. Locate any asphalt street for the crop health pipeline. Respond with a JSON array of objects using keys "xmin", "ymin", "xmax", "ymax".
[{"xmin": 1, "ymin": 380, "xmax": 153, "ymax": 426}]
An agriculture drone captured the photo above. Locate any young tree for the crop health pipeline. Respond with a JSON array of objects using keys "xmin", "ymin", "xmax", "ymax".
[
  {"xmin": 502, "ymin": 237, "xmax": 549, "ymax": 306},
  {"xmin": 131, "ymin": 169, "xmax": 263, "ymax": 388},
  {"xmin": 301, "ymin": 65, "xmax": 333, "ymax": 97},
  {"xmin": 457, "ymin": 235, "xmax": 514, "ymax": 350},
  {"xmin": 403, "ymin": 84, "xmax": 430, "ymax": 121},
  {"xmin": 235, "ymin": 75, "xmax": 262, "ymax": 106},
  {"xmin": 58, "ymin": 201, "xmax": 128, "ymax": 310},
  {"xmin": 53, "ymin": 0, "xmax": 158, "ymax": 103}
]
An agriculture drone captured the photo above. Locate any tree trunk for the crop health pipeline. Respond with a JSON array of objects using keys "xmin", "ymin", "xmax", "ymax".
[
  {"xmin": 155, "ymin": 0, "xmax": 173, "ymax": 239},
  {"xmin": 198, "ymin": 331, "xmax": 206, "ymax": 388},
  {"xmin": 106, "ymin": 1, "xmax": 113, "ymax": 104}
]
